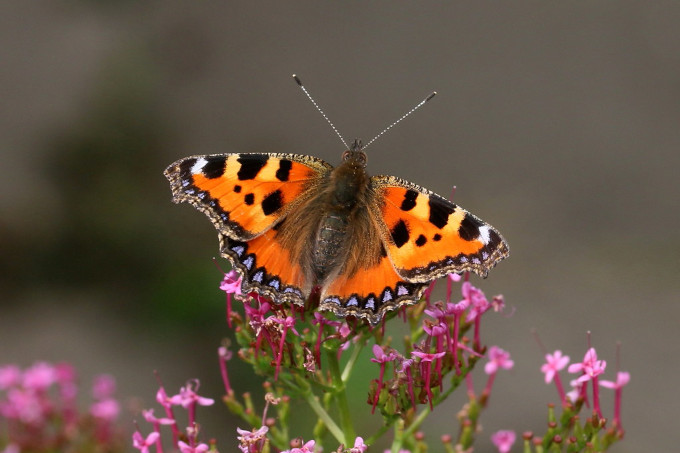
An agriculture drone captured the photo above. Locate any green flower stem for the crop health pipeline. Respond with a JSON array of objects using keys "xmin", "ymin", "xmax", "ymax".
[
  {"xmin": 390, "ymin": 419, "xmax": 406, "ymax": 453},
  {"xmin": 295, "ymin": 375, "xmax": 346, "ymax": 445},
  {"xmin": 364, "ymin": 422, "xmax": 392, "ymax": 446},
  {"xmin": 341, "ymin": 339, "xmax": 365, "ymax": 382},
  {"xmin": 325, "ymin": 347, "xmax": 356, "ymax": 446}
]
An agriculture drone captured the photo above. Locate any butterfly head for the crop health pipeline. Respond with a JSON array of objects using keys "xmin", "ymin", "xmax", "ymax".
[{"xmin": 341, "ymin": 138, "xmax": 367, "ymax": 168}]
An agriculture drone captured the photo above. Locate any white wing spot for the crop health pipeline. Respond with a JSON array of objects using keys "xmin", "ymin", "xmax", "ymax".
[
  {"xmin": 478, "ymin": 225, "xmax": 491, "ymax": 245},
  {"xmin": 191, "ymin": 158, "xmax": 208, "ymax": 174}
]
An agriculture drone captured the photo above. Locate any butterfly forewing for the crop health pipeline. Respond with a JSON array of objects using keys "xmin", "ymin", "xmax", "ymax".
[
  {"xmin": 370, "ymin": 175, "xmax": 509, "ymax": 282},
  {"xmin": 164, "ymin": 153, "xmax": 332, "ymax": 240}
]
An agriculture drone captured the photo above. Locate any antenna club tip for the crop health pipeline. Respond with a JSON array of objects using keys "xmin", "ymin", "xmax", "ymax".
[
  {"xmin": 426, "ymin": 91, "xmax": 437, "ymax": 101},
  {"xmin": 292, "ymin": 74, "xmax": 303, "ymax": 86}
]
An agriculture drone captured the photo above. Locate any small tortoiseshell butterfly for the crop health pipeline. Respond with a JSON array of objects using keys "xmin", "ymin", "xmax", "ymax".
[{"xmin": 164, "ymin": 79, "xmax": 509, "ymax": 325}]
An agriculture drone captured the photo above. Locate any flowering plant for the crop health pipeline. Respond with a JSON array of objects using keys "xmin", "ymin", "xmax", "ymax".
[
  {"xmin": 128, "ymin": 268, "xmax": 626, "ymax": 452},
  {"xmin": 0, "ymin": 362, "xmax": 125, "ymax": 452},
  {"xmin": 0, "ymin": 274, "xmax": 629, "ymax": 453}
]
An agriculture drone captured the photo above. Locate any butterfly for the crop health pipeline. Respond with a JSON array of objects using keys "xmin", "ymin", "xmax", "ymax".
[{"xmin": 164, "ymin": 139, "xmax": 509, "ymax": 325}]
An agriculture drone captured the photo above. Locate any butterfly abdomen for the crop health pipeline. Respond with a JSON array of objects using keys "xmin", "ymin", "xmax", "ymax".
[{"xmin": 309, "ymin": 155, "xmax": 371, "ymax": 284}]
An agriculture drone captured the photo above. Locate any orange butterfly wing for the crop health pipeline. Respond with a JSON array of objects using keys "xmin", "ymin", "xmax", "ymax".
[
  {"xmin": 371, "ymin": 175, "xmax": 509, "ymax": 282},
  {"xmin": 320, "ymin": 254, "xmax": 429, "ymax": 325},
  {"xmin": 164, "ymin": 153, "xmax": 332, "ymax": 304}
]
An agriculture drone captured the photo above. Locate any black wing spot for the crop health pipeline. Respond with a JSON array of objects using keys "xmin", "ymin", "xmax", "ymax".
[
  {"xmin": 234, "ymin": 185, "xmax": 242, "ymax": 193},
  {"xmin": 276, "ymin": 159, "xmax": 293, "ymax": 181},
  {"xmin": 459, "ymin": 213, "xmax": 483, "ymax": 241},
  {"xmin": 244, "ymin": 193, "xmax": 255, "ymax": 205},
  {"xmin": 433, "ymin": 233, "xmax": 442, "ymax": 241},
  {"xmin": 428, "ymin": 198, "xmax": 455, "ymax": 229},
  {"xmin": 400, "ymin": 189, "xmax": 418, "ymax": 211},
  {"xmin": 415, "ymin": 234, "xmax": 427, "ymax": 247},
  {"xmin": 202, "ymin": 155, "xmax": 227, "ymax": 179},
  {"xmin": 237, "ymin": 155, "xmax": 268, "ymax": 180},
  {"xmin": 391, "ymin": 220, "xmax": 410, "ymax": 248},
  {"xmin": 262, "ymin": 190, "xmax": 283, "ymax": 216}
]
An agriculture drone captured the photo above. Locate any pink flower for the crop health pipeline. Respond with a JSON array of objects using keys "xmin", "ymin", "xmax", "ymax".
[
  {"xmin": 220, "ymin": 269, "xmax": 243, "ymax": 327},
  {"xmin": 236, "ymin": 425, "xmax": 268, "ymax": 453},
  {"xmin": 90, "ymin": 398, "xmax": 120, "ymax": 421},
  {"xmin": 568, "ymin": 348, "xmax": 606, "ymax": 384},
  {"xmin": 22, "ymin": 362, "xmax": 56, "ymax": 391},
  {"xmin": 132, "ymin": 430, "xmax": 160, "ymax": 453},
  {"xmin": 268, "ymin": 315, "xmax": 300, "ymax": 380},
  {"xmin": 411, "ymin": 350, "xmax": 447, "ymax": 363},
  {"xmin": 541, "ymin": 350, "xmax": 570, "ymax": 403},
  {"xmin": 601, "ymin": 371, "xmax": 630, "ymax": 428},
  {"xmin": 485, "ymin": 346, "xmax": 514, "ymax": 375},
  {"xmin": 169, "ymin": 380, "xmax": 215, "ymax": 408},
  {"xmin": 491, "ymin": 429, "xmax": 516, "ymax": 453},
  {"xmin": 462, "ymin": 281, "xmax": 490, "ymax": 321},
  {"xmin": 220, "ymin": 269, "xmax": 243, "ymax": 295},
  {"xmin": 541, "ymin": 350, "xmax": 569, "ymax": 384},
  {"xmin": 600, "ymin": 371, "xmax": 630, "ymax": 390},
  {"xmin": 169, "ymin": 379, "xmax": 214, "ymax": 429},
  {"xmin": 482, "ymin": 346, "xmax": 513, "ymax": 403},
  {"xmin": 178, "ymin": 441, "xmax": 210, "ymax": 453},
  {"xmin": 4, "ymin": 387, "xmax": 43, "ymax": 424},
  {"xmin": 371, "ymin": 344, "xmax": 397, "ymax": 365},
  {"xmin": 142, "ymin": 408, "xmax": 175, "ymax": 425},
  {"xmin": 92, "ymin": 374, "xmax": 117, "ymax": 400},
  {"xmin": 0, "ymin": 365, "xmax": 21, "ymax": 390},
  {"xmin": 371, "ymin": 345, "xmax": 397, "ymax": 413},
  {"xmin": 349, "ymin": 436, "xmax": 368, "ymax": 452},
  {"xmin": 568, "ymin": 348, "xmax": 606, "ymax": 417},
  {"xmin": 412, "ymin": 350, "xmax": 446, "ymax": 409}
]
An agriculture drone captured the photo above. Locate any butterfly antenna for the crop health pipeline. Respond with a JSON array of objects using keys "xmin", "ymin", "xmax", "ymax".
[
  {"xmin": 363, "ymin": 91, "xmax": 437, "ymax": 150},
  {"xmin": 293, "ymin": 74, "xmax": 349, "ymax": 149}
]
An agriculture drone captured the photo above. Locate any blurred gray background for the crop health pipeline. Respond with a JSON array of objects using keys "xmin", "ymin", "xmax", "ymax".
[{"xmin": 1, "ymin": 1, "xmax": 678, "ymax": 452}]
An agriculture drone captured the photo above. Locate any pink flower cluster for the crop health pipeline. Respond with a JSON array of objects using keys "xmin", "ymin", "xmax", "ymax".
[
  {"xmin": 370, "ymin": 276, "xmax": 511, "ymax": 413},
  {"xmin": 0, "ymin": 361, "xmax": 123, "ymax": 452},
  {"xmin": 133, "ymin": 379, "xmax": 215, "ymax": 453},
  {"xmin": 490, "ymin": 344, "xmax": 630, "ymax": 452}
]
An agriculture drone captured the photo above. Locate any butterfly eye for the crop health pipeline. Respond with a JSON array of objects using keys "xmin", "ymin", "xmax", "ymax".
[{"xmin": 342, "ymin": 149, "xmax": 368, "ymax": 167}]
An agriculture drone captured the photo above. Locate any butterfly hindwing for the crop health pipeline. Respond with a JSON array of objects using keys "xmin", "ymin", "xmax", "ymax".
[
  {"xmin": 319, "ymin": 252, "xmax": 429, "ymax": 325},
  {"xmin": 371, "ymin": 175, "xmax": 509, "ymax": 282},
  {"xmin": 165, "ymin": 153, "xmax": 333, "ymax": 303},
  {"xmin": 220, "ymin": 228, "xmax": 307, "ymax": 306}
]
